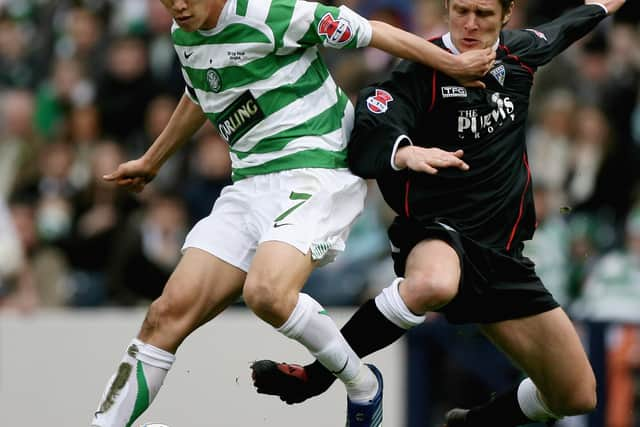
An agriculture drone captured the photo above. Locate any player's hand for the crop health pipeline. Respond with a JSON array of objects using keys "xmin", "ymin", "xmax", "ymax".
[
  {"xmin": 448, "ymin": 48, "xmax": 496, "ymax": 89},
  {"xmin": 103, "ymin": 158, "xmax": 157, "ymax": 193},
  {"xmin": 394, "ymin": 146, "xmax": 469, "ymax": 174},
  {"xmin": 586, "ymin": 0, "xmax": 625, "ymax": 14}
]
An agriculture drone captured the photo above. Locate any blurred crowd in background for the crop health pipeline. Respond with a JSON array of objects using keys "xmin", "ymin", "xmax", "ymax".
[{"xmin": 0, "ymin": 0, "xmax": 638, "ymax": 425}]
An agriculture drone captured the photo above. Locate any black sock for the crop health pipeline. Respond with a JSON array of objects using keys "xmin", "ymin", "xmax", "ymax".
[
  {"xmin": 466, "ymin": 385, "xmax": 532, "ymax": 427},
  {"xmin": 342, "ymin": 298, "xmax": 407, "ymax": 356},
  {"xmin": 305, "ymin": 299, "xmax": 407, "ymax": 388}
]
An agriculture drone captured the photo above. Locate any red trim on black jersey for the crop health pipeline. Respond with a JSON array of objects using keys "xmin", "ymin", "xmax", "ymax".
[
  {"xmin": 429, "ymin": 69, "xmax": 437, "ymax": 112},
  {"xmin": 506, "ymin": 152, "xmax": 531, "ymax": 251},
  {"xmin": 404, "ymin": 179, "xmax": 411, "ymax": 217},
  {"xmin": 499, "ymin": 44, "xmax": 534, "ymax": 76},
  {"xmin": 427, "ymin": 36, "xmax": 446, "ymax": 113}
]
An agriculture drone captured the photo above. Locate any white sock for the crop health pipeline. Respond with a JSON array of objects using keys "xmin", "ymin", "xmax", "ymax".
[
  {"xmin": 375, "ymin": 278, "xmax": 426, "ymax": 329},
  {"xmin": 517, "ymin": 377, "xmax": 561, "ymax": 422},
  {"xmin": 277, "ymin": 293, "xmax": 378, "ymax": 402},
  {"xmin": 91, "ymin": 338, "xmax": 175, "ymax": 427}
]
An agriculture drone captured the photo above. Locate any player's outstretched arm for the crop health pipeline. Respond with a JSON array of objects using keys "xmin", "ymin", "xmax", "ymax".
[
  {"xmin": 518, "ymin": 0, "xmax": 623, "ymax": 68},
  {"xmin": 103, "ymin": 94, "xmax": 206, "ymax": 193},
  {"xmin": 369, "ymin": 20, "xmax": 495, "ymax": 88},
  {"xmin": 586, "ymin": 0, "xmax": 626, "ymax": 14}
]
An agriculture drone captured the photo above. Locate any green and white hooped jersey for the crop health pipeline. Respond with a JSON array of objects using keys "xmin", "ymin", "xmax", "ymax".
[{"xmin": 171, "ymin": 0, "xmax": 372, "ymax": 181}]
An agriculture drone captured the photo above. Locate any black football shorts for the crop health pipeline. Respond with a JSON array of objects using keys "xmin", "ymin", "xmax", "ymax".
[{"xmin": 388, "ymin": 217, "xmax": 559, "ymax": 324}]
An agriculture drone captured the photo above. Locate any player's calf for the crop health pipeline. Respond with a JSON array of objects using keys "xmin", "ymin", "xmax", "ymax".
[{"xmin": 444, "ymin": 376, "xmax": 597, "ymax": 427}]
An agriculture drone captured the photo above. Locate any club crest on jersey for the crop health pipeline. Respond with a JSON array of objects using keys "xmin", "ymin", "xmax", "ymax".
[
  {"xmin": 206, "ymin": 68, "xmax": 222, "ymax": 92},
  {"xmin": 525, "ymin": 29, "xmax": 548, "ymax": 41},
  {"xmin": 490, "ymin": 65, "xmax": 506, "ymax": 86},
  {"xmin": 366, "ymin": 89, "xmax": 393, "ymax": 114},
  {"xmin": 318, "ymin": 13, "xmax": 353, "ymax": 47}
]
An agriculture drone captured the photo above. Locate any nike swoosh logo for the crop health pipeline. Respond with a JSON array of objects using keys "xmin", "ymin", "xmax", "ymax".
[
  {"xmin": 330, "ymin": 357, "xmax": 349, "ymax": 375},
  {"xmin": 273, "ymin": 222, "xmax": 293, "ymax": 228},
  {"xmin": 184, "ymin": 51, "xmax": 194, "ymax": 60}
]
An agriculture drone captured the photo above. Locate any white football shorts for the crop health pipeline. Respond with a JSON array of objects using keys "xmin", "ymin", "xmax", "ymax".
[{"xmin": 182, "ymin": 168, "xmax": 367, "ymax": 272}]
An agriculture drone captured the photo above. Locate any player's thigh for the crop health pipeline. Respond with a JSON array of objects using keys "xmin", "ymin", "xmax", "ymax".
[
  {"xmin": 479, "ymin": 307, "xmax": 594, "ymax": 407},
  {"xmin": 243, "ymin": 168, "xmax": 365, "ymax": 321},
  {"xmin": 401, "ymin": 239, "xmax": 461, "ymax": 311},
  {"xmin": 243, "ymin": 241, "xmax": 315, "ymax": 321},
  {"xmin": 155, "ymin": 248, "xmax": 246, "ymax": 329}
]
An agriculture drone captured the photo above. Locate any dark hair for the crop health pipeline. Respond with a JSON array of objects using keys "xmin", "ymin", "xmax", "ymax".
[
  {"xmin": 446, "ymin": 0, "xmax": 515, "ymax": 14},
  {"xmin": 500, "ymin": 0, "xmax": 515, "ymax": 12}
]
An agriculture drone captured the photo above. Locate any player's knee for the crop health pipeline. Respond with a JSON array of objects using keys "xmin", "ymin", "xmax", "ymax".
[
  {"xmin": 403, "ymin": 273, "xmax": 457, "ymax": 311},
  {"xmin": 565, "ymin": 377, "xmax": 597, "ymax": 415},
  {"xmin": 547, "ymin": 375, "xmax": 597, "ymax": 416}
]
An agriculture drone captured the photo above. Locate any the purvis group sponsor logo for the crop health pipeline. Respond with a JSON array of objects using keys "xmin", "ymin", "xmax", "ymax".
[
  {"xmin": 216, "ymin": 91, "xmax": 265, "ymax": 145},
  {"xmin": 457, "ymin": 92, "xmax": 515, "ymax": 139},
  {"xmin": 441, "ymin": 86, "xmax": 467, "ymax": 98},
  {"xmin": 366, "ymin": 89, "xmax": 393, "ymax": 114},
  {"xmin": 318, "ymin": 13, "xmax": 353, "ymax": 46}
]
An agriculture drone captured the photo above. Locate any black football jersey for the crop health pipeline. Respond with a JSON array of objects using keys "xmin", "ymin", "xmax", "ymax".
[{"xmin": 348, "ymin": 4, "xmax": 607, "ymax": 250}]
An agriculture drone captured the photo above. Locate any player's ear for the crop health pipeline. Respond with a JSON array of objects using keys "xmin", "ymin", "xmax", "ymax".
[{"xmin": 502, "ymin": 1, "xmax": 515, "ymax": 25}]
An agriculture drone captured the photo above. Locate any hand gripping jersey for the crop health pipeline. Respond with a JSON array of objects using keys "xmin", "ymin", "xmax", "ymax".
[
  {"xmin": 171, "ymin": 0, "xmax": 372, "ymax": 181},
  {"xmin": 348, "ymin": 4, "xmax": 607, "ymax": 250}
]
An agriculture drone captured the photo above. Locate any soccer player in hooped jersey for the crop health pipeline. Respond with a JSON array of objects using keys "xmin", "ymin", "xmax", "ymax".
[
  {"xmin": 251, "ymin": 0, "xmax": 627, "ymax": 426},
  {"xmin": 89, "ymin": 0, "xmax": 495, "ymax": 426}
]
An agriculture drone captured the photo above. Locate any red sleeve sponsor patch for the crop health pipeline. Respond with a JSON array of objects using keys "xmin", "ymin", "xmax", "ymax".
[
  {"xmin": 366, "ymin": 89, "xmax": 394, "ymax": 114},
  {"xmin": 318, "ymin": 13, "xmax": 353, "ymax": 46}
]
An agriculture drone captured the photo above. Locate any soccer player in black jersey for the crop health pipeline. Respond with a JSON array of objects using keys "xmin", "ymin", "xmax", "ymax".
[{"xmin": 251, "ymin": 0, "xmax": 628, "ymax": 426}]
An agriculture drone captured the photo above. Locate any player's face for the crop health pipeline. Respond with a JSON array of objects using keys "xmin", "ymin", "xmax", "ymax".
[
  {"xmin": 446, "ymin": 0, "xmax": 513, "ymax": 52},
  {"xmin": 159, "ymin": 0, "xmax": 217, "ymax": 31}
]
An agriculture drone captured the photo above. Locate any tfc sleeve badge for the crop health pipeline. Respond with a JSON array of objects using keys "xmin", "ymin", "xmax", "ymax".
[
  {"xmin": 318, "ymin": 13, "xmax": 353, "ymax": 46},
  {"xmin": 366, "ymin": 89, "xmax": 394, "ymax": 114}
]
